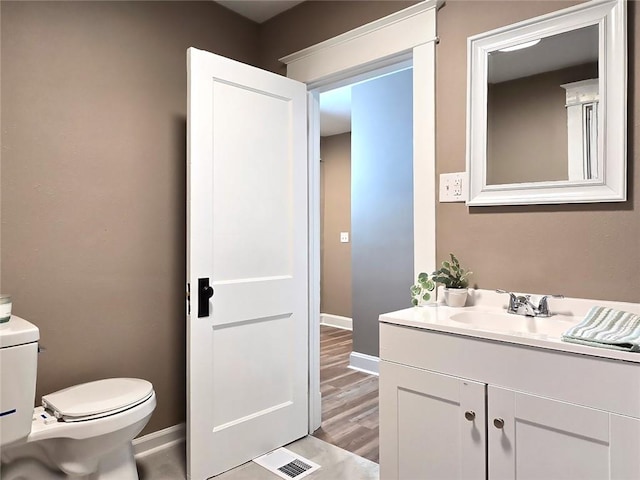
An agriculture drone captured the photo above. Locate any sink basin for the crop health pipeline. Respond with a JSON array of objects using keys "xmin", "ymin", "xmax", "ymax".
[{"xmin": 449, "ymin": 311, "xmax": 578, "ymax": 338}]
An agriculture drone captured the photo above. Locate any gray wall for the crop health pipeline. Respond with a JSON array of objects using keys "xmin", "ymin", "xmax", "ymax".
[
  {"xmin": 320, "ymin": 133, "xmax": 352, "ymax": 318},
  {"xmin": 351, "ymin": 70, "xmax": 414, "ymax": 357}
]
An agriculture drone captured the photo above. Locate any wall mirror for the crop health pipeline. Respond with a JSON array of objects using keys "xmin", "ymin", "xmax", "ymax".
[{"xmin": 466, "ymin": 0, "xmax": 626, "ymax": 206}]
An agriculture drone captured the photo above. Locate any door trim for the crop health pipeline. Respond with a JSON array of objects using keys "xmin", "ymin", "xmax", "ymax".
[{"xmin": 281, "ymin": 0, "xmax": 440, "ymax": 433}]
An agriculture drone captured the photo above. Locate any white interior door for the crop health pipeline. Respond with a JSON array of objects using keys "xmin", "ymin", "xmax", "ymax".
[{"xmin": 186, "ymin": 47, "xmax": 308, "ymax": 480}]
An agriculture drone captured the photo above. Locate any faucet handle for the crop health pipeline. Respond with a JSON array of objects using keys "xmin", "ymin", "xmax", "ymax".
[
  {"xmin": 537, "ymin": 294, "xmax": 564, "ymax": 316},
  {"xmin": 496, "ymin": 289, "xmax": 518, "ymax": 314}
]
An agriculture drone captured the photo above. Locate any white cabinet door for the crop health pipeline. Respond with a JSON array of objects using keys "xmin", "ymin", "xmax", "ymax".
[
  {"xmin": 380, "ymin": 361, "xmax": 486, "ymax": 480},
  {"xmin": 489, "ymin": 386, "xmax": 640, "ymax": 480}
]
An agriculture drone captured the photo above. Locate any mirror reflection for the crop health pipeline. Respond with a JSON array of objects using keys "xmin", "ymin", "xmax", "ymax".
[{"xmin": 486, "ymin": 25, "xmax": 599, "ymax": 186}]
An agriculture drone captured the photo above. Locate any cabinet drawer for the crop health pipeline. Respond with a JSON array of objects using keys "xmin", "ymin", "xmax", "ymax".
[{"xmin": 380, "ymin": 322, "xmax": 640, "ymax": 418}]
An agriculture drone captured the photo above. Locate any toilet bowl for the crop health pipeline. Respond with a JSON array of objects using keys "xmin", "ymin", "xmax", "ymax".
[{"xmin": 0, "ymin": 317, "xmax": 156, "ymax": 479}]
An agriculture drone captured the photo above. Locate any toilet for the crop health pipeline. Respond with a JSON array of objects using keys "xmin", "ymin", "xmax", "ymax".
[{"xmin": 0, "ymin": 315, "xmax": 156, "ymax": 479}]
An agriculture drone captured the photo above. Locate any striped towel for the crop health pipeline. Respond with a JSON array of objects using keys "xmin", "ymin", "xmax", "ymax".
[{"xmin": 561, "ymin": 306, "xmax": 640, "ymax": 352}]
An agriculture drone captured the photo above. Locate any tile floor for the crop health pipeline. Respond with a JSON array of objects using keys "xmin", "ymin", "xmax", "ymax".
[{"xmin": 136, "ymin": 435, "xmax": 379, "ymax": 480}]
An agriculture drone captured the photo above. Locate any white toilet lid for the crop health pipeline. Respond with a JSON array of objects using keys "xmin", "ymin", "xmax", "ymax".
[{"xmin": 42, "ymin": 378, "xmax": 154, "ymax": 422}]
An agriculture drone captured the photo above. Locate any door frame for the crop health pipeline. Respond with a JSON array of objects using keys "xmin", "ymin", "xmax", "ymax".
[{"xmin": 280, "ymin": 0, "xmax": 441, "ymax": 431}]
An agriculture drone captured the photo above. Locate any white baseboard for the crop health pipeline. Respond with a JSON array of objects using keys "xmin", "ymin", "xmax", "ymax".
[
  {"xmin": 348, "ymin": 351, "xmax": 379, "ymax": 376},
  {"xmin": 320, "ymin": 313, "xmax": 352, "ymax": 330},
  {"xmin": 133, "ymin": 423, "xmax": 185, "ymax": 458}
]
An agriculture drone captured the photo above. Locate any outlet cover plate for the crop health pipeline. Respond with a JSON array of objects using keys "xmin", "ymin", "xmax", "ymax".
[{"xmin": 439, "ymin": 172, "xmax": 468, "ymax": 202}]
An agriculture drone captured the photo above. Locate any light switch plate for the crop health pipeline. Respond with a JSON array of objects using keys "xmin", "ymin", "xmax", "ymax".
[{"xmin": 439, "ymin": 172, "xmax": 468, "ymax": 202}]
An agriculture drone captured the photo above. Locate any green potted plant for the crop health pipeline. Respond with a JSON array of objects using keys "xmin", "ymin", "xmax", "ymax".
[
  {"xmin": 432, "ymin": 253, "xmax": 472, "ymax": 307},
  {"xmin": 410, "ymin": 272, "xmax": 436, "ymax": 307}
]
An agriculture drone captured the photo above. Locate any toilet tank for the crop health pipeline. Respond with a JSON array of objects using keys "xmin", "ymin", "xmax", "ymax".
[{"xmin": 0, "ymin": 315, "xmax": 39, "ymax": 447}]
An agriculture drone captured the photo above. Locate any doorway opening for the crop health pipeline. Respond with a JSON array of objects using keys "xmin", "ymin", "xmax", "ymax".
[
  {"xmin": 279, "ymin": 0, "xmax": 438, "ymax": 468},
  {"xmin": 312, "ymin": 65, "xmax": 415, "ymax": 463}
]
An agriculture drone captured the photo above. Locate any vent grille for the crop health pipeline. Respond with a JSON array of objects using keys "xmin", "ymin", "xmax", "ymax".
[
  {"xmin": 278, "ymin": 459, "xmax": 313, "ymax": 478},
  {"xmin": 253, "ymin": 447, "xmax": 320, "ymax": 480}
]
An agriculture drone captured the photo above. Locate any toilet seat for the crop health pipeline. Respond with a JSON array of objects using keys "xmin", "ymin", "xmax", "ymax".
[
  {"xmin": 42, "ymin": 378, "xmax": 154, "ymax": 422},
  {"xmin": 28, "ymin": 390, "xmax": 156, "ymax": 442}
]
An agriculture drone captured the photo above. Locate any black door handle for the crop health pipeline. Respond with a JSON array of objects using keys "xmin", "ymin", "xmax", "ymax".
[{"xmin": 198, "ymin": 278, "xmax": 214, "ymax": 318}]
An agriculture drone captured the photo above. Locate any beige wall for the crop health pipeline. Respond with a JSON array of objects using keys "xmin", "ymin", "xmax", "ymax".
[
  {"xmin": 437, "ymin": 0, "xmax": 639, "ymax": 302},
  {"xmin": 488, "ymin": 63, "xmax": 598, "ymax": 184},
  {"xmin": 320, "ymin": 134, "xmax": 352, "ymax": 318},
  {"xmin": 257, "ymin": 1, "xmax": 418, "ymax": 74},
  {"xmin": 1, "ymin": 0, "xmax": 258, "ymax": 434},
  {"xmin": 0, "ymin": 0, "xmax": 416, "ymax": 439}
]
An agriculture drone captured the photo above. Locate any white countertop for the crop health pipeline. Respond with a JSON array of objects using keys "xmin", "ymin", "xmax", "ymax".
[{"xmin": 379, "ymin": 290, "xmax": 640, "ymax": 364}]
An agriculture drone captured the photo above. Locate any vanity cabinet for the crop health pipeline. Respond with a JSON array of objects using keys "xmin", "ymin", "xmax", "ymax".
[{"xmin": 379, "ymin": 322, "xmax": 640, "ymax": 480}]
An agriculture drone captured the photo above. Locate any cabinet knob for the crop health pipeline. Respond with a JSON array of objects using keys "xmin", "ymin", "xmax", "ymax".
[
  {"xmin": 464, "ymin": 411, "xmax": 475, "ymax": 421},
  {"xmin": 493, "ymin": 418, "xmax": 505, "ymax": 429}
]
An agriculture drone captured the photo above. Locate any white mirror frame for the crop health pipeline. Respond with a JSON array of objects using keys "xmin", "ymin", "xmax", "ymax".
[{"xmin": 466, "ymin": 0, "xmax": 626, "ymax": 206}]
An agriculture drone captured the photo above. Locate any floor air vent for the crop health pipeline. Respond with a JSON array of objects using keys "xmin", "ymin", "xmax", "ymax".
[
  {"xmin": 278, "ymin": 458, "xmax": 313, "ymax": 478},
  {"xmin": 253, "ymin": 447, "xmax": 320, "ymax": 479}
]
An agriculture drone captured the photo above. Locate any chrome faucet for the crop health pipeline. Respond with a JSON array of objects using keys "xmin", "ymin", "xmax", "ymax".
[{"xmin": 496, "ymin": 290, "xmax": 564, "ymax": 317}]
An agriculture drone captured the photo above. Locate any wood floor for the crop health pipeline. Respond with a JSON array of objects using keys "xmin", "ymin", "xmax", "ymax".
[{"xmin": 312, "ymin": 325, "xmax": 380, "ymax": 463}]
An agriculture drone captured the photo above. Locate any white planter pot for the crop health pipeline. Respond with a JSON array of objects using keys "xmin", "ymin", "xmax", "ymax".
[{"xmin": 444, "ymin": 288, "xmax": 468, "ymax": 308}]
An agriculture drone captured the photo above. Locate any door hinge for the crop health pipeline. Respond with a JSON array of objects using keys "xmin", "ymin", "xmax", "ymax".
[{"xmin": 186, "ymin": 283, "xmax": 190, "ymax": 315}]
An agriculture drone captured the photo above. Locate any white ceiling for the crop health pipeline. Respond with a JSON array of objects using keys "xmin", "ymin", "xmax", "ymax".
[{"xmin": 215, "ymin": 0, "xmax": 304, "ymax": 24}]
